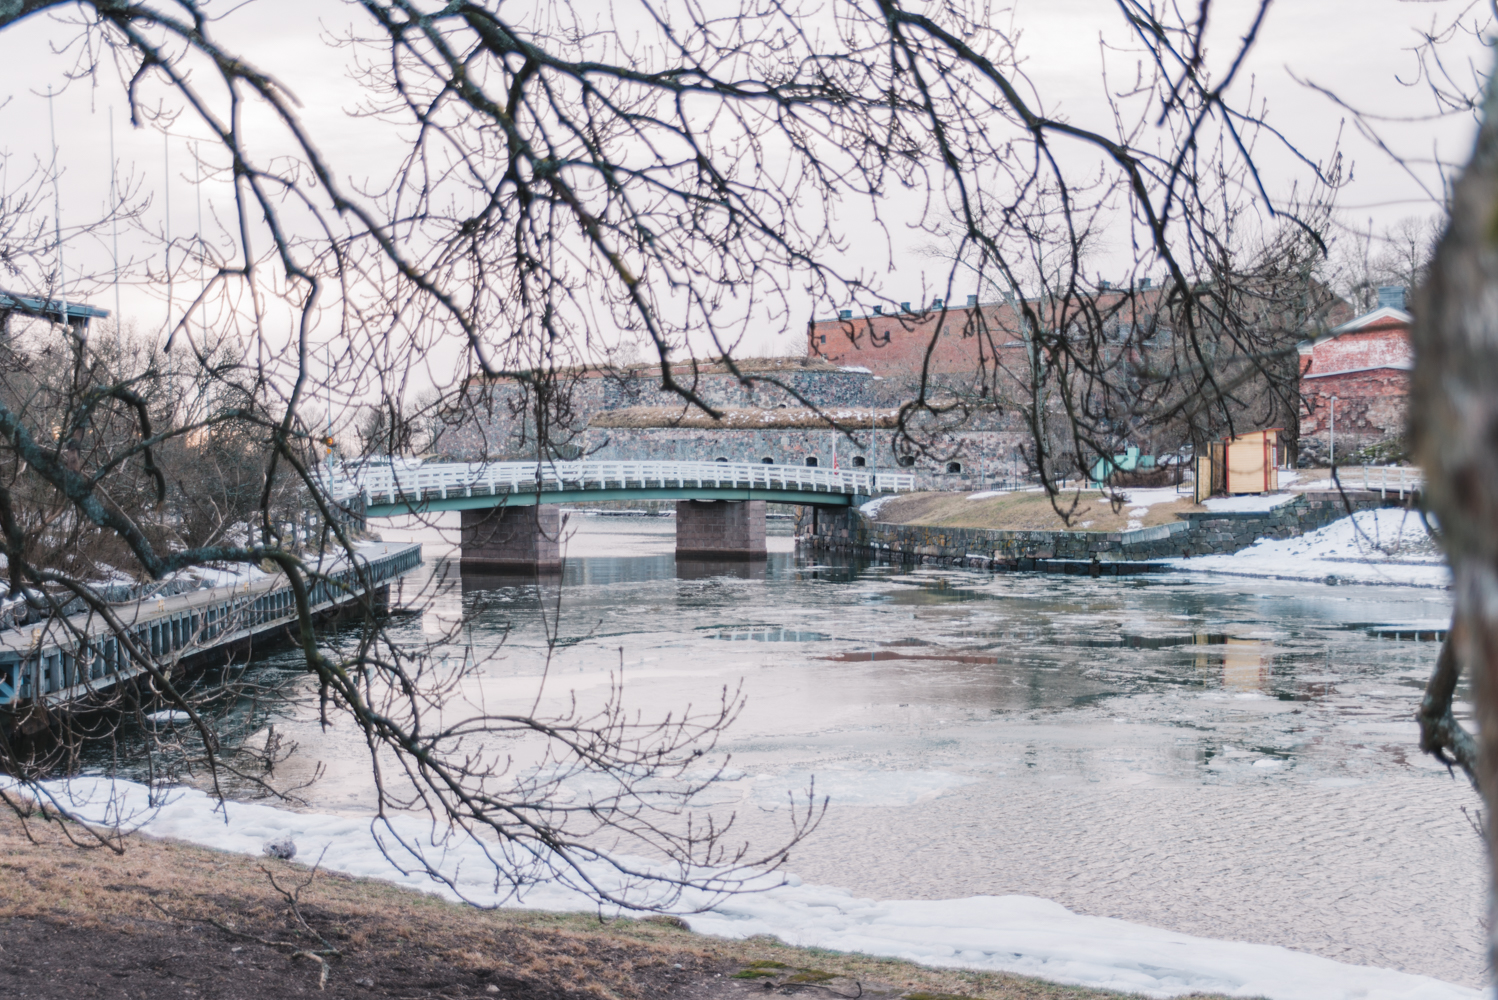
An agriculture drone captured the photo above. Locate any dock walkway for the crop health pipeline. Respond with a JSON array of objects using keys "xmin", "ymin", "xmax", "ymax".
[{"xmin": 0, "ymin": 541, "xmax": 422, "ymax": 711}]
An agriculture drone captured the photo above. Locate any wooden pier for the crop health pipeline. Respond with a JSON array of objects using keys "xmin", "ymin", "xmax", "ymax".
[{"xmin": 0, "ymin": 541, "xmax": 422, "ymax": 718}]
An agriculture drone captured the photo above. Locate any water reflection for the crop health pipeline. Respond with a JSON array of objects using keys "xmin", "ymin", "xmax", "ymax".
[
  {"xmin": 677, "ymin": 558, "xmax": 767, "ymax": 581},
  {"xmin": 1217, "ymin": 637, "xmax": 1273, "ymax": 692},
  {"xmin": 705, "ymin": 626, "xmax": 830, "ymax": 642},
  {"xmin": 1071, "ymin": 633, "xmax": 1229, "ymax": 649},
  {"xmin": 460, "ymin": 569, "xmax": 563, "ymax": 592}
]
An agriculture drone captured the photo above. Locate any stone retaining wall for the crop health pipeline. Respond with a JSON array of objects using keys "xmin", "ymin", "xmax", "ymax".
[{"xmin": 799, "ymin": 491, "xmax": 1406, "ymax": 570}]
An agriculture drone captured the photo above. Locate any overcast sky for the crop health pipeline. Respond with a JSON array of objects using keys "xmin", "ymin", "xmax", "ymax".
[{"xmin": 0, "ymin": 0, "xmax": 1485, "ymax": 362}]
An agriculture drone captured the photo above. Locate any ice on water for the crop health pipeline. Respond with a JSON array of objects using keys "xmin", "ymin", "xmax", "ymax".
[{"xmin": 68, "ymin": 515, "xmax": 1481, "ymax": 998}]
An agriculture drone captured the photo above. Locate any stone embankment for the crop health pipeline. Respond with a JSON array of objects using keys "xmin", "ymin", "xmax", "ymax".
[{"xmin": 798, "ymin": 491, "xmax": 1408, "ymax": 573}]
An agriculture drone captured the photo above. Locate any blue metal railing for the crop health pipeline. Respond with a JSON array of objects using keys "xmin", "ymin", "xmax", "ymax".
[{"xmin": 0, "ymin": 542, "xmax": 422, "ymax": 709}]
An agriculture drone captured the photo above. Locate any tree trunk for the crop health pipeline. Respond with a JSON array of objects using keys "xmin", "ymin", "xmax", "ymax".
[{"xmin": 1411, "ymin": 76, "xmax": 1498, "ymax": 969}]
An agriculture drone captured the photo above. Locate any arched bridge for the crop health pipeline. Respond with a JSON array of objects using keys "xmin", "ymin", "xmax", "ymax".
[
  {"xmin": 327, "ymin": 460, "xmax": 916, "ymax": 572},
  {"xmin": 332, "ymin": 460, "xmax": 915, "ymax": 516}
]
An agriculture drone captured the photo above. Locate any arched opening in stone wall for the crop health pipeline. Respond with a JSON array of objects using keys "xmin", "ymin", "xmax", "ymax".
[
  {"xmin": 897, "ymin": 455, "xmax": 915, "ymax": 467},
  {"xmin": 761, "ymin": 456, "xmax": 774, "ymax": 464},
  {"xmin": 714, "ymin": 457, "xmax": 728, "ymax": 463},
  {"xmin": 946, "ymin": 461, "xmax": 963, "ymax": 474},
  {"xmin": 805, "ymin": 456, "xmax": 819, "ymax": 467},
  {"xmin": 851, "ymin": 456, "xmax": 866, "ymax": 467}
]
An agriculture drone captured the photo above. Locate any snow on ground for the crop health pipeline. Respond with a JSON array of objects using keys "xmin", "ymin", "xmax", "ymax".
[
  {"xmin": 859, "ymin": 495, "xmax": 899, "ymax": 518},
  {"xmin": 12, "ymin": 776, "xmax": 1477, "ymax": 1000},
  {"xmin": 186, "ymin": 540, "xmax": 398, "ymax": 590},
  {"xmin": 1117, "ymin": 487, "xmax": 1191, "ymax": 508},
  {"xmin": 1170, "ymin": 509, "xmax": 1448, "ymax": 588},
  {"xmin": 1201, "ymin": 494, "xmax": 1299, "ymax": 513},
  {"xmin": 1081, "ymin": 487, "xmax": 1193, "ymax": 528},
  {"xmin": 143, "ymin": 710, "xmax": 193, "ymax": 724},
  {"xmin": 188, "ymin": 563, "xmax": 270, "ymax": 588},
  {"xmin": 965, "ymin": 490, "xmax": 1007, "ymax": 501}
]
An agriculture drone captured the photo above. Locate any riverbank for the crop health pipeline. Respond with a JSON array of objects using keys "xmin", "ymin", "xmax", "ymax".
[
  {"xmin": 0, "ymin": 805, "xmax": 1209, "ymax": 1000},
  {"xmin": 1162, "ymin": 508, "xmax": 1448, "ymax": 587},
  {"xmin": 862, "ymin": 488, "xmax": 1203, "ymax": 533},
  {"xmin": 3, "ymin": 774, "xmax": 1479, "ymax": 1000},
  {"xmin": 802, "ymin": 490, "xmax": 1424, "ymax": 580}
]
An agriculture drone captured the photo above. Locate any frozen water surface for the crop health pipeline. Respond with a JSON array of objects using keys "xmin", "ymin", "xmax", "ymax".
[{"xmin": 215, "ymin": 516, "xmax": 1489, "ymax": 988}]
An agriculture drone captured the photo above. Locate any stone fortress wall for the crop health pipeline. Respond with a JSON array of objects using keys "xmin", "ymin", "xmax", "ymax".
[
  {"xmin": 436, "ymin": 358, "xmax": 1028, "ymax": 490},
  {"xmin": 432, "ymin": 292, "xmax": 1404, "ymax": 487}
]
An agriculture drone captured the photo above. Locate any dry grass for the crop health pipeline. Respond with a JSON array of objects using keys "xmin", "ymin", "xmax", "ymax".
[
  {"xmin": 0, "ymin": 808, "xmax": 1248, "ymax": 1000},
  {"xmin": 869, "ymin": 489, "xmax": 1204, "ymax": 532},
  {"xmin": 869, "ymin": 468, "xmax": 1361, "ymax": 533}
]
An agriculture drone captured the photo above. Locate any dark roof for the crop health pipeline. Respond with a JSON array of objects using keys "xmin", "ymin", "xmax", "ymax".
[{"xmin": 0, "ymin": 290, "xmax": 109, "ymax": 321}]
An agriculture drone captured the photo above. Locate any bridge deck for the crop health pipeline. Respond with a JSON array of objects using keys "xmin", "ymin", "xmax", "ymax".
[
  {"xmin": 0, "ymin": 542, "xmax": 422, "ymax": 709},
  {"xmin": 332, "ymin": 460, "xmax": 916, "ymax": 516}
]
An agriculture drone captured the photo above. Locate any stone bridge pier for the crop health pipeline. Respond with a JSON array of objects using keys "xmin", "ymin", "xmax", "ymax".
[
  {"xmin": 457, "ymin": 500, "xmax": 770, "ymax": 572},
  {"xmin": 675, "ymin": 500, "xmax": 767, "ymax": 560},
  {"xmin": 460, "ymin": 505, "xmax": 563, "ymax": 573}
]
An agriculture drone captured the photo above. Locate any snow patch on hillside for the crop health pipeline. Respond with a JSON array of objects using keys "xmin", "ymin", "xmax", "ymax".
[{"xmin": 1172, "ymin": 509, "xmax": 1447, "ymax": 587}]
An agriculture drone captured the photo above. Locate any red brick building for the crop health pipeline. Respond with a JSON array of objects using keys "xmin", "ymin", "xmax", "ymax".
[
  {"xmin": 805, "ymin": 292, "xmax": 1169, "ymax": 379},
  {"xmin": 1298, "ymin": 302, "xmax": 1413, "ymax": 462},
  {"xmin": 808, "ymin": 294, "xmax": 1020, "ymax": 377},
  {"xmin": 805, "ymin": 283, "xmax": 1343, "ymax": 465}
]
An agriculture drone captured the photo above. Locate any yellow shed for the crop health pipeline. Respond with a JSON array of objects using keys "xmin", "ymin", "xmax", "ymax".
[
  {"xmin": 1225, "ymin": 429, "xmax": 1280, "ymax": 495},
  {"xmin": 1194, "ymin": 429, "xmax": 1281, "ymax": 501}
]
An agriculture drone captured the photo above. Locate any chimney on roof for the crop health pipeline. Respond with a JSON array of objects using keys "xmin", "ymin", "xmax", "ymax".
[
  {"xmin": 967, "ymin": 295, "xmax": 978, "ymax": 307},
  {"xmin": 1139, "ymin": 277, "xmax": 1152, "ymax": 289},
  {"xmin": 933, "ymin": 298, "xmax": 944, "ymax": 308},
  {"xmin": 900, "ymin": 301, "xmax": 910, "ymax": 312},
  {"xmin": 838, "ymin": 309, "xmax": 852, "ymax": 320},
  {"xmin": 1100, "ymin": 280, "xmax": 1111, "ymax": 290},
  {"xmin": 1377, "ymin": 285, "xmax": 1406, "ymax": 311}
]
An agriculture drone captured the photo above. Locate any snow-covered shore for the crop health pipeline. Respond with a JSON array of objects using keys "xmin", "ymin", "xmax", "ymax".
[
  {"xmin": 1169, "ymin": 508, "xmax": 1449, "ymax": 588},
  {"xmin": 18, "ymin": 776, "xmax": 1478, "ymax": 1000}
]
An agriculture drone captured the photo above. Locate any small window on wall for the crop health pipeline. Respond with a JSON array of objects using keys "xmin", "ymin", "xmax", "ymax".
[
  {"xmin": 946, "ymin": 462, "xmax": 963, "ymax": 474},
  {"xmin": 761, "ymin": 456, "xmax": 775, "ymax": 464},
  {"xmin": 715, "ymin": 457, "xmax": 728, "ymax": 463},
  {"xmin": 897, "ymin": 455, "xmax": 915, "ymax": 467},
  {"xmin": 805, "ymin": 456, "xmax": 819, "ymax": 467},
  {"xmin": 851, "ymin": 456, "xmax": 866, "ymax": 468}
]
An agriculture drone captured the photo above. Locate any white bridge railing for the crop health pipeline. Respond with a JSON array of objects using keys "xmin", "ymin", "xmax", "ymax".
[
  {"xmin": 1354, "ymin": 465, "xmax": 1422, "ymax": 499},
  {"xmin": 329, "ymin": 460, "xmax": 916, "ymax": 509}
]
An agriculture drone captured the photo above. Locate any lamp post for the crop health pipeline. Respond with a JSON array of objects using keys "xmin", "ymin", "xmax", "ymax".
[{"xmin": 1329, "ymin": 395, "xmax": 1338, "ymax": 468}]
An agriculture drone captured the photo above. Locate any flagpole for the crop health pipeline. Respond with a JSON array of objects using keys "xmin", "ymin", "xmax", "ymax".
[
  {"xmin": 110, "ymin": 108, "xmax": 121, "ymax": 351},
  {"xmin": 164, "ymin": 130, "xmax": 172, "ymax": 350},
  {"xmin": 47, "ymin": 87, "xmax": 69, "ymax": 335}
]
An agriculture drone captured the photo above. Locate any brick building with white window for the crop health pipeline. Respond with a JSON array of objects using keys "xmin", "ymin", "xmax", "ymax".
[{"xmin": 1298, "ymin": 288, "xmax": 1413, "ymax": 463}]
